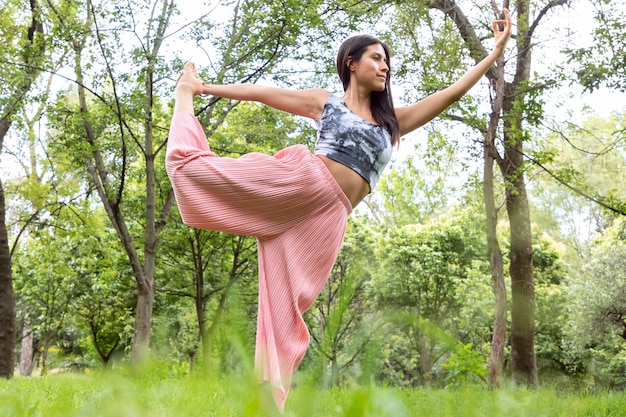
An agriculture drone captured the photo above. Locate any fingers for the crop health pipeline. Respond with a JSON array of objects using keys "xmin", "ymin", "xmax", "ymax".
[
  {"xmin": 492, "ymin": 8, "xmax": 511, "ymax": 34},
  {"xmin": 493, "ymin": 20, "xmax": 506, "ymax": 33},
  {"xmin": 200, "ymin": 82, "xmax": 211, "ymax": 97},
  {"xmin": 500, "ymin": 8, "xmax": 511, "ymax": 28}
]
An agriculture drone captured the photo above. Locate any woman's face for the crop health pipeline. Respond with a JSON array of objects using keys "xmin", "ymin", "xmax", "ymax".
[{"xmin": 350, "ymin": 43, "xmax": 389, "ymax": 92}]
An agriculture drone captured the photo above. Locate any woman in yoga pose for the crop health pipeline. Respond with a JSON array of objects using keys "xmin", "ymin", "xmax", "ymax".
[{"xmin": 167, "ymin": 9, "xmax": 511, "ymax": 412}]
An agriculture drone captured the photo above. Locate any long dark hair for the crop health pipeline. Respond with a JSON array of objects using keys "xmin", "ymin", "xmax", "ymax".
[{"xmin": 336, "ymin": 35, "xmax": 400, "ymax": 146}]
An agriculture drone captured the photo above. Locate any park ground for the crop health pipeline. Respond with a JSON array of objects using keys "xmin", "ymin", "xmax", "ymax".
[{"xmin": 1, "ymin": 364, "xmax": 625, "ymax": 417}]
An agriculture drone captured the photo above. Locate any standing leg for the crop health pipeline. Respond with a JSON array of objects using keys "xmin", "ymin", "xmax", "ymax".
[{"xmin": 254, "ymin": 196, "xmax": 349, "ymax": 412}]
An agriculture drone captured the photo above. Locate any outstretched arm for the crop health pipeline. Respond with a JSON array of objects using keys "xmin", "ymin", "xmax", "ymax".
[
  {"xmin": 395, "ymin": 8, "xmax": 512, "ymax": 136},
  {"xmin": 202, "ymin": 83, "xmax": 330, "ymax": 120}
]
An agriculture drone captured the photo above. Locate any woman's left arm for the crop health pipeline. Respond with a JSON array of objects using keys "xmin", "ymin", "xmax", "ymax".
[{"xmin": 395, "ymin": 8, "xmax": 512, "ymax": 136}]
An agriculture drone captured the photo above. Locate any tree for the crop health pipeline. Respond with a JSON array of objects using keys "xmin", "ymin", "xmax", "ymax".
[
  {"xmin": 14, "ymin": 233, "xmax": 81, "ymax": 375},
  {"xmin": 0, "ymin": 0, "xmax": 47, "ymax": 378},
  {"xmin": 10, "ymin": 55, "xmax": 76, "ymax": 376},
  {"xmin": 530, "ymin": 111, "xmax": 626, "ymax": 263},
  {"xmin": 532, "ymin": 235, "xmax": 569, "ymax": 379},
  {"xmin": 384, "ymin": 0, "xmax": 576, "ymax": 386},
  {"xmin": 530, "ymin": 112, "xmax": 626, "ymax": 386},
  {"xmin": 567, "ymin": 0, "xmax": 626, "ymax": 93},
  {"xmin": 437, "ymin": 0, "xmax": 543, "ymax": 387},
  {"xmin": 69, "ymin": 221, "xmax": 136, "ymax": 367},
  {"xmin": 566, "ymin": 217, "xmax": 626, "ymax": 387},
  {"xmin": 372, "ymin": 212, "xmax": 482, "ymax": 387},
  {"xmin": 158, "ymin": 223, "xmax": 256, "ymax": 370},
  {"xmin": 46, "ymin": 0, "xmax": 180, "ymax": 362},
  {"xmin": 375, "ymin": 135, "xmax": 456, "ymax": 227}
]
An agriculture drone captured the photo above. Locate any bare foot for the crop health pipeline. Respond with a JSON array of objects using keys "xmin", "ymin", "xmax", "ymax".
[{"xmin": 175, "ymin": 62, "xmax": 205, "ymax": 97}]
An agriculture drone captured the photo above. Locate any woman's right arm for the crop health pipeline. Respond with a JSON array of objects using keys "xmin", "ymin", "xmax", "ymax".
[
  {"xmin": 395, "ymin": 8, "xmax": 512, "ymax": 136},
  {"xmin": 202, "ymin": 84, "xmax": 330, "ymax": 120}
]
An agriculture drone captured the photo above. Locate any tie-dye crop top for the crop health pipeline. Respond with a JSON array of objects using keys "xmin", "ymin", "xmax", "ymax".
[{"xmin": 314, "ymin": 94, "xmax": 393, "ymax": 190}]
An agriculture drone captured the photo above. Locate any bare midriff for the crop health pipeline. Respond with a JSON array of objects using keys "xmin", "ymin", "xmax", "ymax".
[{"xmin": 316, "ymin": 155, "xmax": 370, "ymax": 209}]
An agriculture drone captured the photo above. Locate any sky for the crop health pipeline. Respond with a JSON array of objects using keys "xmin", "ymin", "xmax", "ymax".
[{"xmin": 541, "ymin": 0, "xmax": 625, "ymax": 118}]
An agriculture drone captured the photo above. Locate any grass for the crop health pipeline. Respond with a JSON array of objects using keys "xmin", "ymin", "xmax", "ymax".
[{"xmin": 1, "ymin": 366, "xmax": 625, "ymax": 417}]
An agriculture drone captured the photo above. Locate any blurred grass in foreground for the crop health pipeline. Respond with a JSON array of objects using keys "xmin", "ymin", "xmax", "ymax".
[{"xmin": 1, "ymin": 364, "xmax": 625, "ymax": 417}]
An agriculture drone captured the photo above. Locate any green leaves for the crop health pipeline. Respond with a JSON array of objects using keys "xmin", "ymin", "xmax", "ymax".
[
  {"xmin": 566, "ymin": 0, "xmax": 626, "ymax": 93},
  {"xmin": 441, "ymin": 343, "xmax": 487, "ymax": 387}
]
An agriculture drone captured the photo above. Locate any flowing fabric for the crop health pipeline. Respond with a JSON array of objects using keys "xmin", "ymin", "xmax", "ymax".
[{"xmin": 166, "ymin": 112, "xmax": 351, "ymax": 410}]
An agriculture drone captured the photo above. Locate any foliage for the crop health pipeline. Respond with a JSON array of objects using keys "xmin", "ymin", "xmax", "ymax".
[
  {"xmin": 13, "ymin": 203, "xmax": 135, "ymax": 370},
  {"xmin": 528, "ymin": 111, "xmax": 626, "ymax": 286},
  {"xmin": 532, "ymin": 112, "xmax": 626, "ymax": 219},
  {"xmin": 154, "ymin": 220, "xmax": 258, "ymax": 370},
  {"xmin": 305, "ymin": 217, "xmax": 383, "ymax": 388},
  {"xmin": 209, "ymin": 101, "xmax": 316, "ymax": 155},
  {"xmin": 441, "ymin": 343, "xmax": 487, "ymax": 387},
  {"xmin": 370, "ymin": 205, "xmax": 489, "ymax": 387},
  {"xmin": 376, "ymin": 143, "xmax": 455, "ymax": 227},
  {"xmin": 532, "ymin": 235, "xmax": 571, "ymax": 379},
  {"xmin": 566, "ymin": 0, "xmax": 626, "ymax": 92},
  {"xmin": 563, "ymin": 217, "xmax": 626, "ymax": 388}
]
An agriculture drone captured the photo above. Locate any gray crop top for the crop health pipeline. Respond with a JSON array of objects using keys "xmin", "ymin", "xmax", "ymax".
[{"xmin": 314, "ymin": 94, "xmax": 393, "ymax": 190}]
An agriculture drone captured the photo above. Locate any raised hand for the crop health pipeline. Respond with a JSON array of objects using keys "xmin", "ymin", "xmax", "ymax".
[{"xmin": 492, "ymin": 8, "xmax": 512, "ymax": 57}]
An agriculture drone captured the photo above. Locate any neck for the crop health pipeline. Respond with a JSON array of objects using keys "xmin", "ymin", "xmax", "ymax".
[{"xmin": 342, "ymin": 86, "xmax": 372, "ymax": 112}]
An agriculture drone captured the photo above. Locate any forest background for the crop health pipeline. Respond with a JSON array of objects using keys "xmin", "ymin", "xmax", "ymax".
[{"xmin": 1, "ymin": 0, "xmax": 626, "ymax": 402}]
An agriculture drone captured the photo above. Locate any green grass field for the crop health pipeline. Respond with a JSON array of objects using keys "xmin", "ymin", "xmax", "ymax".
[{"xmin": 1, "ymin": 366, "xmax": 625, "ymax": 417}]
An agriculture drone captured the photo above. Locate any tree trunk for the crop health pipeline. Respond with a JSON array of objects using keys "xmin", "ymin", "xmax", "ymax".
[
  {"xmin": 202, "ymin": 281, "xmax": 231, "ymax": 369},
  {"xmin": 419, "ymin": 333, "xmax": 431, "ymax": 388},
  {"xmin": 191, "ymin": 262, "xmax": 205, "ymax": 372},
  {"xmin": 131, "ymin": 280, "xmax": 155, "ymax": 363},
  {"xmin": 485, "ymin": 51, "xmax": 507, "ymax": 388},
  {"xmin": 0, "ymin": 175, "xmax": 16, "ymax": 379},
  {"xmin": 41, "ymin": 332, "xmax": 49, "ymax": 376},
  {"xmin": 501, "ymin": 86, "xmax": 537, "ymax": 386},
  {"xmin": 484, "ymin": 143, "xmax": 507, "ymax": 387},
  {"xmin": 0, "ymin": 0, "xmax": 46, "ymax": 380},
  {"xmin": 497, "ymin": 0, "xmax": 538, "ymax": 385},
  {"xmin": 504, "ymin": 159, "xmax": 537, "ymax": 386},
  {"xmin": 330, "ymin": 355, "xmax": 339, "ymax": 388},
  {"xmin": 19, "ymin": 319, "xmax": 35, "ymax": 376}
]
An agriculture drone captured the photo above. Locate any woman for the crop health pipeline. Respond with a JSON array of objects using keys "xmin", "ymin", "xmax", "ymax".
[{"xmin": 167, "ymin": 9, "xmax": 511, "ymax": 412}]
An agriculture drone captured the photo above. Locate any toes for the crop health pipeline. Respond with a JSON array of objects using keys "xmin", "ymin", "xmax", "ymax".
[
  {"xmin": 175, "ymin": 62, "xmax": 199, "ymax": 87},
  {"xmin": 183, "ymin": 61, "xmax": 197, "ymax": 76}
]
